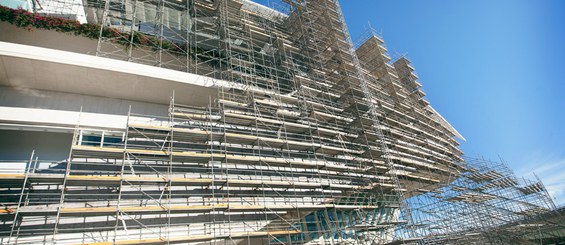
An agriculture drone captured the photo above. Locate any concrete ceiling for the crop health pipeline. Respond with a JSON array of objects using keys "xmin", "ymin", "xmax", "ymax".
[{"xmin": 0, "ymin": 41, "xmax": 220, "ymax": 107}]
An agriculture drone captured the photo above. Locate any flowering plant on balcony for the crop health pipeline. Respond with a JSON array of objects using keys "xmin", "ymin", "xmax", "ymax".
[
  {"xmin": 0, "ymin": 6, "xmax": 190, "ymax": 55},
  {"xmin": 1, "ymin": 6, "xmax": 96, "ymax": 36}
]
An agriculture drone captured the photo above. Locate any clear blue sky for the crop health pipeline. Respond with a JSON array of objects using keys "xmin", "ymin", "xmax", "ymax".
[{"xmin": 339, "ymin": 0, "xmax": 565, "ymax": 205}]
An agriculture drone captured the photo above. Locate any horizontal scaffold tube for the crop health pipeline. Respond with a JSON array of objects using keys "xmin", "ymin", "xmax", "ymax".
[
  {"xmin": 128, "ymin": 123, "xmax": 363, "ymax": 154},
  {"xmin": 0, "ymin": 173, "xmax": 365, "ymax": 190},
  {"xmin": 71, "ymin": 145, "xmax": 368, "ymax": 172},
  {"xmin": 79, "ymin": 230, "xmax": 303, "ymax": 245},
  {"xmin": 3, "ymin": 204, "xmax": 384, "ymax": 216}
]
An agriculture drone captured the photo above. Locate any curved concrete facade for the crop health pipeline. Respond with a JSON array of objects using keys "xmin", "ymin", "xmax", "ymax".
[{"xmin": 0, "ymin": 1, "xmax": 471, "ymax": 244}]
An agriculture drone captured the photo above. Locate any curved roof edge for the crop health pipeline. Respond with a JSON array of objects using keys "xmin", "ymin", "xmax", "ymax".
[{"xmin": 426, "ymin": 105, "xmax": 466, "ymax": 141}]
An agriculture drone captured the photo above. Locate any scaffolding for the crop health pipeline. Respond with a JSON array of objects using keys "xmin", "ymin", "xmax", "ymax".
[
  {"xmin": 391, "ymin": 157, "xmax": 563, "ymax": 244},
  {"xmin": 1, "ymin": 0, "xmax": 564, "ymax": 244},
  {"xmin": 1, "ymin": 148, "xmax": 562, "ymax": 244}
]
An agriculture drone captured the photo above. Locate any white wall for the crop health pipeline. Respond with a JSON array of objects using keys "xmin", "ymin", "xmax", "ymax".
[{"xmin": 0, "ymin": 86, "xmax": 169, "ymax": 116}]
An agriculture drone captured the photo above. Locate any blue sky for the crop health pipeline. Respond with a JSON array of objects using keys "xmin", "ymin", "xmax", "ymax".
[{"xmin": 339, "ymin": 0, "xmax": 565, "ymax": 205}]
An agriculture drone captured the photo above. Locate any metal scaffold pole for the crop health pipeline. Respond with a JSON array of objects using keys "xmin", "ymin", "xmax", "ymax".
[{"xmin": 1, "ymin": 1, "xmax": 563, "ymax": 244}]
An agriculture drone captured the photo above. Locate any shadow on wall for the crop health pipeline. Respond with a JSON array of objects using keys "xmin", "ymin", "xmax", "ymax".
[{"xmin": 0, "ymin": 130, "xmax": 72, "ymax": 161}]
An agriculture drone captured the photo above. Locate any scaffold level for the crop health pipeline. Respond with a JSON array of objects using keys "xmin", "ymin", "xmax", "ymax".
[{"xmin": 0, "ymin": 0, "xmax": 563, "ymax": 244}]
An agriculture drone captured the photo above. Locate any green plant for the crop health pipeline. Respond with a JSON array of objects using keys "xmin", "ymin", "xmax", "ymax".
[{"xmin": 0, "ymin": 6, "xmax": 220, "ymax": 60}]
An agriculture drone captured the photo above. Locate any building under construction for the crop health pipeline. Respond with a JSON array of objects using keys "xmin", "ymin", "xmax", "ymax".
[{"xmin": 0, "ymin": 0, "xmax": 563, "ymax": 244}]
